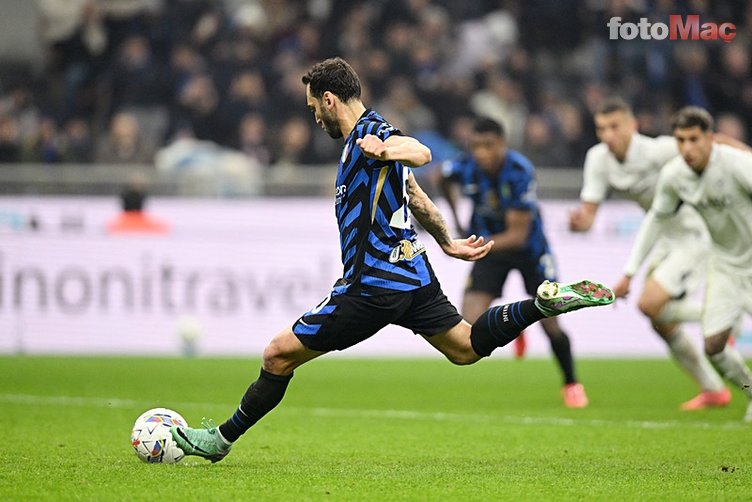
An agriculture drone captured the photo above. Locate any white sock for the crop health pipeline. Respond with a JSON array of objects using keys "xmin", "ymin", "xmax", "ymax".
[
  {"xmin": 216, "ymin": 427, "xmax": 233, "ymax": 446},
  {"xmin": 668, "ymin": 329, "xmax": 725, "ymax": 392},
  {"xmin": 709, "ymin": 346, "xmax": 752, "ymax": 398},
  {"xmin": 656, "ymin": 300, "xmax": 702, "ymax": 323}
]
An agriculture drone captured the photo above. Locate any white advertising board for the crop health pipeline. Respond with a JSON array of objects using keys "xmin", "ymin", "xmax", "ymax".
[{"xmin": 1, "ymin": 196, "xmax": 749, "ymax": 357}]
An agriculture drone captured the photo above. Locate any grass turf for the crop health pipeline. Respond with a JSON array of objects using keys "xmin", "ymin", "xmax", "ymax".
[{"xmin": 0, "ymin": 356, "xmax": 750, "ymax": 501}]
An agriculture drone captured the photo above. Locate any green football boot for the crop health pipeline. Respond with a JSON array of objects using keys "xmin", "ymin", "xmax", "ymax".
[
  {"xmin": 170, "ymin": 418, "xmax": 232, "ymax": 463},
  {"xmin": 534, "ymin": 279, "xmax": 614, "ymax": 317}
]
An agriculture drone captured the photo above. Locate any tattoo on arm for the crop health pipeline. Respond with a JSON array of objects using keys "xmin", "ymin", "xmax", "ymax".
[{"xmin": 407, "ymin": 174, "xmax": 452, "ymax": 247}]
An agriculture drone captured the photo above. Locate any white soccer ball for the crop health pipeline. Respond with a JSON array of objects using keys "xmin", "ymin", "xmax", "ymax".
[{"xmin": 131, "ymin": 408, "xmax": 188, "ymax": 464}]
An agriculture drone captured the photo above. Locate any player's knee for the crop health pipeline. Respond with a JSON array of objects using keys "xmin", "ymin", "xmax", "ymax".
[{"xmin": 262, "ymin": 334, "xmax": 297, "ymax": 375}]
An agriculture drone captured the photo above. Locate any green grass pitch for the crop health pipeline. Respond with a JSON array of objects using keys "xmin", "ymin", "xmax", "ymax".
[{"xmin": 1, "ymin": 355, "xmax": 750, "ymax": 501}]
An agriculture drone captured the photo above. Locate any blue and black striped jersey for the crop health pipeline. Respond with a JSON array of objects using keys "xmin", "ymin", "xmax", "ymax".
[
  {"xmin": 333, "ymin": 109, "xmax": 434, "ymax": 296},
  {"xmin": 442, "ymin": 149, "xmax": 550, "ymax": 258}
]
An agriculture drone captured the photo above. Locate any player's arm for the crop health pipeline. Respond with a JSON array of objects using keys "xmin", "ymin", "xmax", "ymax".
[
  {"xmin": 612, "ymin": 210, "xmax": 668, "ymax": 299},
  {"xmin": 488, "ymin": 209, "xmax": 531, "ymax": 252},
  {"xmin": 568, "ymin": 201, "xmax": 599, "ymax": 232},
  {"xmin": 570, "ymin": 146, "xmax": 608, "ymax": 232},
  {"xmin": 356, "ymin": 134, "xmax": 432, "ymax": 167},
  {"xmin": 613, "ymin": 169, "xmax": 680, "ymax": 298},
  {"xmin": 406, "ymin": 172, "xmax": 493, "ymax": 261}
]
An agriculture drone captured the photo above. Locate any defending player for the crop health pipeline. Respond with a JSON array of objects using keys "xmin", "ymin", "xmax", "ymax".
[
  {"xmin": 440, "ymin": 117, "xmax": 589, "ymax": 408},
  {"xmin": 170, "ymin": 58, "xmax": 614, "ymax": 462},
  {"xmin": 568, "ymin": 98, "xmax": 730, "ymax": 410},
  {"xmin": 613, "ymin": 106, "xmax": 752, "ymax": 422}
]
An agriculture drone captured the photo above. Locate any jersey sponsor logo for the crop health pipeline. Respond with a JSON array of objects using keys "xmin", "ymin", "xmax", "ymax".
[
  {"xmin": 335, "ymin": 184, "xmax": 347, "ymax": 205},
  {"xmin": 389, "ymin": 239, "xmax": 426, "ymax": 263}
]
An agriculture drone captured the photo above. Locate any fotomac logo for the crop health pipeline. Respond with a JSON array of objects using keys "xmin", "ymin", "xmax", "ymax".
[{"xmin": 608, "ymin": 15, "xmax": 736, "ymax": 43}]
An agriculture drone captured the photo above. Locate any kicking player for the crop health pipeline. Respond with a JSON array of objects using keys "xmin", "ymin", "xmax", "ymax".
[
  {"xmin": 613, "ymin": 106, "xmax": 752, "ymax": 421},
  {"xmin": 440, "ymin": 117, "xmax": 589, "ymax": 408},
  {"xmin": 568, "ymin": 98, "xmax": 730, "ymax": 410},
  {"xmin": 170, "ymin": 57, "xmax": 614, "ymax": 462}
]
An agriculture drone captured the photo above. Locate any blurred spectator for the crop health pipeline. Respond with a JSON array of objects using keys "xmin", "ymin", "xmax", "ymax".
[
  {"xmin": 716, "ymin": 113, "xmax": 748, "ymax": 144},
  {"xmin": 0, "ymin": 0, "xmax": 747, "ymax": 174},
  {"xmin": 22, "ymin": 117, "xmax": 66, "ymax": 163},
  {"xmin": 376, "ymin": 77, "xmax": 436, "ymax": 134},
  {"xmin": 523, "ymin": 114, "xmax": 569, "ymax": 167},
  {"xmin": 95, "ymin": 112, "xmax": 156, "ymax": 164},
  {"xmin": 169, "ymin": 73, "xmax": 228, "ymax": 145},
  {"xmin": 237, "ymin": 112, "xmax": 271, "ymax": 166},
  {"xmin": 470, "ymin": 72, "xmax": 528, "ymax": 149},
  {"xmin": 0, "ymin": 116, "xmax": 21, "ymax": 163},
  {"xmin": 107, "ymin": 180, "xmax": 169, "ymax": 235},
  {"xmin": 62, "ymin": 116, "xmax": 93, "ymax": 163},
  {"xmin": 272, "ymin": 116, "xmax": 317, "ymax": 166}
]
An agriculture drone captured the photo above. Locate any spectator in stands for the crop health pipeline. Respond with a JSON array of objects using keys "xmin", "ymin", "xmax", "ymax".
[
  {"xmin": 0, "ymin": 115, "xmax": 21, "ymax": 163},
  {"xmin": 237, "ymin": 112, "xmax": 271, "ymax": 166},
  {"xmin": 106, "ymin": 178, "xmax": 169, "ymax": 235},
  {"xmin": 95, "ymin": 112, "xmax": 156, "ymax": 164},
  {"xmin": 62, "ymin": 116, "xmax": 93, "ymax": 163},
  {"xmin": 21, "ymin": 117, "xmax": 66, "ymax": 163},
  {"xmin": 0, "ymin": 0, "xmax": 747, "ymax": 177}
]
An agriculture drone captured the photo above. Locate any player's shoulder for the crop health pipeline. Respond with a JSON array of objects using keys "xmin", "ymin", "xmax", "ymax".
[
  {"xmin": 584, "ymin": 142, "xmax": 611, "ymax": 163},
  {"xmin": 716, "ymin": 143, "xmax": 752, "ymax": 164},
  {"xmin": 506, "ymin": 149, "xmax": 535, "ymax": 173},
  {"xmin": 660, "ymin": 154, "xmax": 688, "ymax": 175}
]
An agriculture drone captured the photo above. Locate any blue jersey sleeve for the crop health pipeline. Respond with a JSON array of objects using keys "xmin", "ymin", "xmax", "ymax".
[{"xmin": 506, "ymin": 158, "xmax": 538, "ymax": 211}]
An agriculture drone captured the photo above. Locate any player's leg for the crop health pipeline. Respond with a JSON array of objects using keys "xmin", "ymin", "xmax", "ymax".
[
  {"xmin": 522, "ymin": 252, "xmax": 587, "ymax": 407},
  {"xmin": 461, "ymin": 256, "xmax": 528, "ymax": 357},
  {"xmin": 642, "ymin": 254, "xmax": 727, "ymax": 409},
  {"xmin": 411, "ymin": 278, "xmax": 614, "ymax": 364},
  {"xmin": 171, "ymin": 289, "xmax": 400, "ymax": 461},
  {"xmin": 170, "ymin": 327, "xmax": 324, "ymax": 462},
  {"xmin": 702, "ymin": 270, "xmax": 752, "ymax": 421}
]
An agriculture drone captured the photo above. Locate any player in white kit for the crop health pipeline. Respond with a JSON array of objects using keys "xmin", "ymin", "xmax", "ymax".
[
  {"xmin": 569, "ymin": 99, "xmax": 729, "ymax": 410},
  {"xmin": 614, "ymin": 106, "xmax": 752, "ymax": 421}
]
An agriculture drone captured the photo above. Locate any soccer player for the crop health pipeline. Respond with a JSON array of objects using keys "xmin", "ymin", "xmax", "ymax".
[
  {"xmin": 440, "ymin": 117, "xmax": 589, "ymax": 408},
  {"xmin": 613, "ymin": 106, "xmax": 752, "ymax": 421},
  {"xmin": 568, "ymin": 98, "xmax": 730, "ymax": 410},
  {"xmin": 170, "ymin": 57, "xmax": 614, "ymax": 462}
]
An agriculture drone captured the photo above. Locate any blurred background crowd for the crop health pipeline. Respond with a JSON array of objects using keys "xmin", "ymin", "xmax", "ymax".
[{"xmin": 0, "ymin": 0, "xmax": 749, "ymax": 176}]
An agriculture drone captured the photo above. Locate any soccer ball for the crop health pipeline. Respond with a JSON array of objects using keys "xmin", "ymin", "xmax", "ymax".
[{"xmin": 131, "ymin": 408, "xmax": 188, "ymax": 463}]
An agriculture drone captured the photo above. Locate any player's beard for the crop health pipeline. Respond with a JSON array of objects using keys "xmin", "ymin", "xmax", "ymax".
[{"xmin": 320, "ymin": 108, "xmax": 342, "ymax": 139}]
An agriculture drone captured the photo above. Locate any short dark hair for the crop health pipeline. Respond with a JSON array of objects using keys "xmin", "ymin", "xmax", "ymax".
[
  {"xmin": 473, "ymin": 117, "xmax": 505, "ymax": 137},
  {"xmin": 595, "ymin": 97, "xmax": 633, "ymax": 116},
  {"xmin": 671, "ymin": 106, "xmax": 714, "ymax": 132},
  {"xmin": 121, "ymin": 187, "xmax": 146, "ymax": 211},
  {"xmin": 302, "ymin": 57, "xmax": 361, "ymax": 102}
]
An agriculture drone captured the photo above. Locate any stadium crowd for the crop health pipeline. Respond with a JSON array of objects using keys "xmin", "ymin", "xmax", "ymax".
[{"xmin": 0, "ymin": 0, "xmax": 749, "ymax": 171}]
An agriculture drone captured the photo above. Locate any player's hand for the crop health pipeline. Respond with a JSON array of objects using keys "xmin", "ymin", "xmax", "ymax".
[
  {"xmin": 612, "ymin": 275, "xmax": 631, "ymax": 299},
  {"xmin": 568, "ymin": 209, "xmax": 588, "ymax": 232},
  {"xmin": 441, "ymin": 234, "xmax": 494, "ymax": 262},
  {"xmin": 356, "ymin": 134, "xmax": 388, "ymax": 161}
]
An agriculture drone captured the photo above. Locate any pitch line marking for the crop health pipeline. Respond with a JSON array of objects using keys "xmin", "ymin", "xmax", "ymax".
[{"xmin": 0, "ymin": 393, "xmax": 745, "ymax": 431}]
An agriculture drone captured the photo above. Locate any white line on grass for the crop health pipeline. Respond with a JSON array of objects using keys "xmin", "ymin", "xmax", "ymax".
[{"xmin": 0, "ymin": 393, "xmax": 745, "ymax": 431}]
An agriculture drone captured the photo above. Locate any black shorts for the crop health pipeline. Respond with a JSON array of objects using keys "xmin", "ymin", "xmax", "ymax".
[
  {"xmin": 467, "ymin": 250, "xmax": 558, "ymax": 297},
  {"xmin": 292, "ymin": 278, "xmax": 463, "ymax": 352}
]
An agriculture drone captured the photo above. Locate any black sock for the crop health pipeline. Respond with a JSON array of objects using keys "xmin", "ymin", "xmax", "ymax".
[
  {"xmin": 218, "ymin": 368, "xmax": 293, "ymax": 443},
  {"xmin": 470, "ymin": 300, "xmax": 545, "ymax": 357},
  {"xmin": 547, "ymin": 331, "xmax": 576, "ymax": 384}
]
